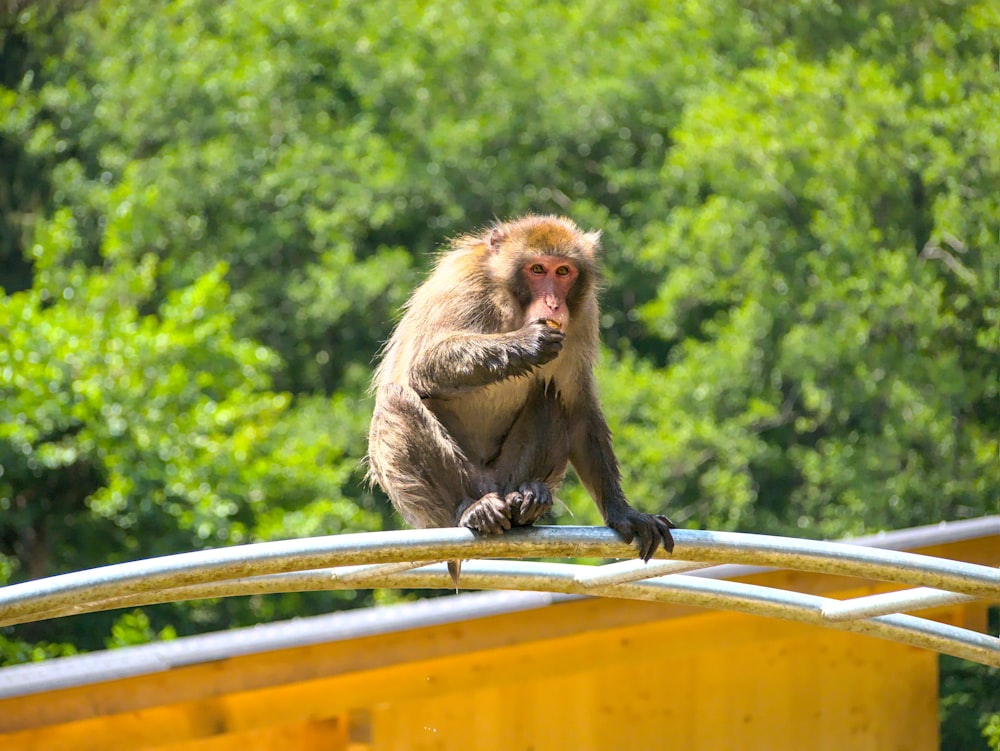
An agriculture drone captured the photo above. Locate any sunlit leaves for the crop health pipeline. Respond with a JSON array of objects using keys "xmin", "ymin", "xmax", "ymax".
[{"xmin": 626, "ymin": 4, "xmax": 999, "ymax": 537}]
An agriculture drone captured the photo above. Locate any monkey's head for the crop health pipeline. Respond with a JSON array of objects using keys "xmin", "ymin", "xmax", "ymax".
[{"xmin": 484, "ymin": 215, "xmax": 601, "ymax": 330}]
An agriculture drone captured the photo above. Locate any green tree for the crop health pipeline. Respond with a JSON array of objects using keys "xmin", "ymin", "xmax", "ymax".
[
  {"xmin": 0, "ymin": 217, "xmax": 379, "ymax": 654},
  {"xmin": 1, "ymin": 2, "xmax": 996, "ymax": 744}
]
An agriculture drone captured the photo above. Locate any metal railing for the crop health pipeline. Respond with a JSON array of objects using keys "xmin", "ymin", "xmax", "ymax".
[{"xmin": 0, "ymin": 526, "xmax": 997, "ymax": 666}]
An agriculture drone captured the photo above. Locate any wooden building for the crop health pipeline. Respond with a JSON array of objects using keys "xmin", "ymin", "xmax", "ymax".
[{"xmin": 0, "ymin": 518, "xmax": 996, "ymax": 751}]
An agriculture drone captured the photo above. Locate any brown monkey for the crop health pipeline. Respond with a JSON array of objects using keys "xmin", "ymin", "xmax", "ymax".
[{"xmin": 367, "ymin": 215, "xmax": 674, "ymax": 581}]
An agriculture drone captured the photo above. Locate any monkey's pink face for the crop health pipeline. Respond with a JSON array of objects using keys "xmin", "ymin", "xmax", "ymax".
[{"xmin": 522, "ymin": 255, "xmax": 579, "ymax": 328}]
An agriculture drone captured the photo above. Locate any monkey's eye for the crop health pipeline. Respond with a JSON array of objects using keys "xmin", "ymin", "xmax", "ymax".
[
  {"xmin": 555, "ymin": 265, "xmax": 571, "ymax": 276},
  {"xmin": 530, "ymin": 264, "xmax": 545, "ymax": 275}
]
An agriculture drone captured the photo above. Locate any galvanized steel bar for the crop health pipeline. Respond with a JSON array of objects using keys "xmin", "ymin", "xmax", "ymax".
[
  {"xmin": 2, "ymin": 526, "xmax": 999, "ymax": 629},
  {"xmin": 7, "ymin": 559, "xmax": 996, "ymax": 665},
  {"xmin": 0, "ymin": 526, "xmax": 997, "ymax": 665},
  {"xmin": 572, "ymin": 559, "xmax": 710, "ymax": 586},
  {"xmin": 2, "ymin": 560, "xmax": 711, "ymax": 621},
  {"xmin": 381, "ymin": 561, "xmax": 999, "ymax": 666},
  {"xmin": 821, "ymin": 587, "xmax": 979, "ymax": 622},
  {"xmin": 328, "ymin": 561, "xmax": 445, "ymax": 585}
]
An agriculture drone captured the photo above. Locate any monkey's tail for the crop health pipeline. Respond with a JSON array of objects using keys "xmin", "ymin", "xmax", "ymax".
[{"xmin": 447, "ymin": 560, "xmax": 462, "ymax": 589}]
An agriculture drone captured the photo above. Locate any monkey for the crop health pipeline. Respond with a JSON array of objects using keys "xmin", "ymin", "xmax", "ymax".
[{"xmin": 366, "ymin": 215, "xmax": 675, "ymax": 583}]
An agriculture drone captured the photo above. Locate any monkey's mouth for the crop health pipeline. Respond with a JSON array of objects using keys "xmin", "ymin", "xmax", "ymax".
[{"xmin": 544, "ymin": 319, "xmax": 563, "ymax": 330}]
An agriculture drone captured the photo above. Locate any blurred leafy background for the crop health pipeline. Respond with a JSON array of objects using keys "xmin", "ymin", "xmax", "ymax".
[{"xmin": 1, "ymin": 0, "xmax": 997, "ymax": 744}]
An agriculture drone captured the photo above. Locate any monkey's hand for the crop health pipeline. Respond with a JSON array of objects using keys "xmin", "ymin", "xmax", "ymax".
[
  {"xmin": 505, "ymin": 481, "xmax": 553, "ymax": 526},
  {"xmin": 456, "ymin": 492, "xmax": 512, "ymax": 536},
  {"xmin": 518, "ymin": 318, "xmax": 565, "ymax": 368},
  {"xmin": 605, "ymin": 507, "xmax": 677, "ymax": 561}
]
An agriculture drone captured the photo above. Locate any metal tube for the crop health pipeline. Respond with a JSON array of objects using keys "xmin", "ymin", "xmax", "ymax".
[
  {"xmin": 572, "ymin": 559, "xmax": 710, "ymax": 586},
  {"xmin": 7, "ymin": 559, "xmax": 997, "ymax": 667},
  {"xmin": 385, "ymin": 562, "xmax": 999, "ymax": 666},
  {"xmin": 821, "ymin": 587, "xmax": 978, "ymax": 622},
  {"xmin": 2, "ymin": 526, "xmax": 999, "ymax": 628},
  {"xmin": 328, "ymin": 561, "xmax": 445, "ymax": 585}
]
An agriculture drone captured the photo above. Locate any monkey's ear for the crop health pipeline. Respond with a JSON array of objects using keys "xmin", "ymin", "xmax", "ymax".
[
  {"xmin": 488, "ymin": 226, "xmax": 509, "ymax": 254},
  {"xmin": 580, "ymin": 230, "xmax": 602, "ymax": 258}
]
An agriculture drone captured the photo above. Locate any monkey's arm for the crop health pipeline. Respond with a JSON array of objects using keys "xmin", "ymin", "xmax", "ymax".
[
  {"xmin": 409, "ymin": 320, "xmax": 563, "ymax": 398},
  {"xmin": 569, "ymin": 396, "xmax": 675, "ymax": 560}
]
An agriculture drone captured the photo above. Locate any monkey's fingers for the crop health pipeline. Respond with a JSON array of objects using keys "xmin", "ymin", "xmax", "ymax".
[
  {"xmin": 508, "ymin": 482, "xmax": 553, "ymax": 526},
  {"xmin": 535, "ymin": 340, "xmax": 564, "ymax": 364},
  {"xmin": 608, "ymin": 518, "xmax": 635, "ymax": 545},
  {"xmin": 608, "ymin": 512, "xmax": 676, "ymax": 561},
  {"xmin": 653, "ymin": 514, "xmax": 676, "ymax": 555},
  {"xmin": 504, "ymin": 491, "xmax": 526, "ymax": 526},
  {"xmin": 634, "ymin": 521, "xmax": 658, "ymax": 562},
  {"xmin": 634, "ymin": 515, "xmax": 676, "ymax": 560},
  {"xmin": 459, "ymin": 492, "xmax": 513, "ymax": 535},
  {"xmin": 526, "ymin": 319, "xmax": 566, "ymax": 366}
]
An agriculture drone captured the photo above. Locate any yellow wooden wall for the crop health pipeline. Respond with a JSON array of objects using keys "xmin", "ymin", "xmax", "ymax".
[
  {"xmin": 366, "ymin": 616, "xmax": 939, "ymax": 751},
  {"xmin": 0, "ymin": 605, "xmax": 954, "ymax": 751},
  {"xmin": 1, "ymin": 532, "xmax": 994, "ymax": 751}
]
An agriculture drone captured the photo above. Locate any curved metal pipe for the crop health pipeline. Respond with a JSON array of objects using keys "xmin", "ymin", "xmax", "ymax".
[
  {"xmin": 9, "ymin": 560, "xmax": 997, "ymax": 666},
  {"xmin": 0, "ymin": 526, "xmax": 996, "ymax": 665},
  {"xmin": 821, "ymin": 587, "xmax": 977, "ymax": 621},
  {"xmin": 1, "ymin": 526, "xmax": 998, "ymax": 627}
]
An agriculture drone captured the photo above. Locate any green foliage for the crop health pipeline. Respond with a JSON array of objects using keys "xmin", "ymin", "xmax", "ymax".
[
  {"xmin": 941, "ymin": 614, "xmax": 1000, "ymax": 751},
  {"xmin": 608, "ymin": 15, "xmax": 1000, "ymax": 539},
  {"xmin": 985, "ymin": 713, "xmax": 1000, "ymax": 751},
  {"xmin": 0, "ymin": 0, "xmax": 997, "ymax": 735},
  {"xmin": 105, "ymin": 610, "xmax": 176, "ymax": 650},
  {"xmin": 0, "ymin": 211, "xmax": 379, "ymax": 658},
  {"xmin": 0, "ymin": 633, "xmax": 78, "ymax": 664}
]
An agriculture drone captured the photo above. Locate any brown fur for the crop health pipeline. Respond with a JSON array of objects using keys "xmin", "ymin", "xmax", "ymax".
[{"xmin": 367, "ymin": 216, "xmax": 674, "ymax": 580}]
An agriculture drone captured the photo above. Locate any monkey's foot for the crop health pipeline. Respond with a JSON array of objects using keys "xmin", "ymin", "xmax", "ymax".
[
  {"xmin": 606, "ymin": 508, "xmax": 677, "ymax": 560},
  {"xmin": 505, "ymin": 482, "xmax": 553, "ymax": 526},
  {"xmin": 457, "ymin": 492, "xmax": 512, "ymax": 535}
]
